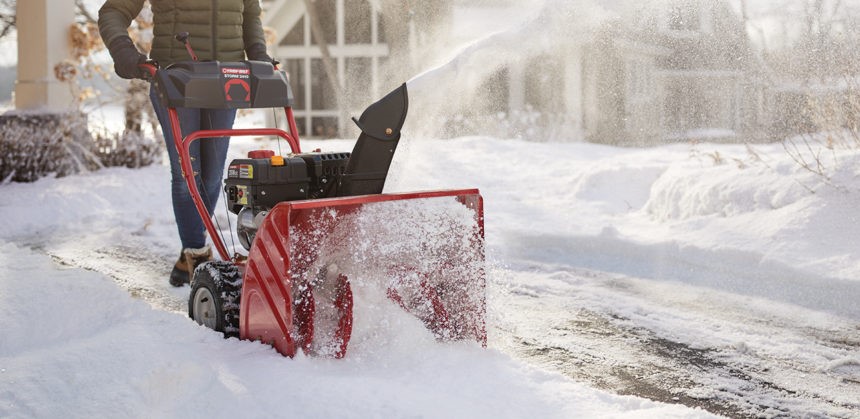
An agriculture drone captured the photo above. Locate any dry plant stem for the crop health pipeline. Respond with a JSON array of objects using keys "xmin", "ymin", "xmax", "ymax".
[{"xmin": 784, "ymin": 135, "xmax": 822, "ymax": 178}]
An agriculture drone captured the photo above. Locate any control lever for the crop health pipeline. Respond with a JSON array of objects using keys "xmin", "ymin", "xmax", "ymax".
[{"xmin": 175, "ymin": 32, "xmax": 199, "ymax": 61}]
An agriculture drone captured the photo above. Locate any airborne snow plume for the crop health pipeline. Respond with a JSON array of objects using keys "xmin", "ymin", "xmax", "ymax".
[{"xmin": 291, "ymin": 197, "xmax": 487, "ymax": 356}]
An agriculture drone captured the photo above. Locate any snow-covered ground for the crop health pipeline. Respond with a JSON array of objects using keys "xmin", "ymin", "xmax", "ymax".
[
  {"xmin": 1, "ymin": 131, "xmax": 859, "ymax": 417},
  {"xmin": 1, "ymin": 133, "xmax": 726, "ymax": 418}
]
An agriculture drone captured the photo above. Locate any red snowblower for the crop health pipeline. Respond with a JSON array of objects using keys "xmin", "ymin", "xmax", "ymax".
[{"xmin": 143, "ymin": 56, "xmax": 485, "ymax": 358}]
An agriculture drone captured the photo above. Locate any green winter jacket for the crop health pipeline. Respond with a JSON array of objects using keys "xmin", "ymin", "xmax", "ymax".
[{"xmin": 98, "ymin": 0, "xmax": 266, "ymax": 66}]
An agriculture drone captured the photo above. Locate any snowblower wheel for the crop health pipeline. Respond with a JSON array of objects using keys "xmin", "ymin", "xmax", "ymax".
[{"xmin": 188, "ymin": 261, "xmax": 243, "ymax": 338}]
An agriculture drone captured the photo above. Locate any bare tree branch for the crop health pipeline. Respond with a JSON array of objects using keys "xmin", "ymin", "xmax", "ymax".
[
  {"xmin": 0, "ymin": 0, "xmax": 95, "ymax": 39},
  {"xmin": 0, "ymin": 0, "xmax": 15, "ymax": 39},
  {"xmin": 75, "ymin": 0, "xmax": 97, "ymax": 24}
]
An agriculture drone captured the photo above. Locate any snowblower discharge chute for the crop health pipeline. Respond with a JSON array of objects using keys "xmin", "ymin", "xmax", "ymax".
[{"xmin": 146, "ymin": 60, "xmax": 486, "ymax": 358}]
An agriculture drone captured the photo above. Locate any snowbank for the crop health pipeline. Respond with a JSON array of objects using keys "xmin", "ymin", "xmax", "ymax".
[{"xmin": 386, "ymin": 138, "xmax": 860, "ymax": 319}]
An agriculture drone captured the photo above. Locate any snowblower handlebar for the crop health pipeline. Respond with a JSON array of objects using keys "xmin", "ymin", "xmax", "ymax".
[
  {"xmin": 139, "ymin": 62, "xmax": 158, "ymax": 80},
  {"xmin": 148, "ymin": 61, "xmax": 294, "ymax": 109},
  {"xmin": 142, "ymin": 60, "xmax": 302, "ymax": 261}
]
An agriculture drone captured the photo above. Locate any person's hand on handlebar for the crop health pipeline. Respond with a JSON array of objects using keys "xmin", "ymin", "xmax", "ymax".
[
  {"xmin": 108, "ymin": 36, "xmax": 149, "ymax": 80},
  {"xmin": 246, "ymin": 43, "xmax": 280, "ymax": 66},
  {"xmin": 138, "ymin": 61, "xmax": 159, "ymax": 80}
]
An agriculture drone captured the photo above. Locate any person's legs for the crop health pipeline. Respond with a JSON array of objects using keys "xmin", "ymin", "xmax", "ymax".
[
  {"xmin": 198, "ymin": 108, "xmax": 236, "ymax": 215},
  {"xmin": 150, "ymin": 86, "xmax": 208, "ymax": 249},
  {"xmin": 150, "ymin": 88, "xmax": 235, "ymax": 285}
]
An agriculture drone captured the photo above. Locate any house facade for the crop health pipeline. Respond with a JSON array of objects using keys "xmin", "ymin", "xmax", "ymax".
[
  {"xmin": 261, "ymin": 0, "xmax": 391, "ymax": 138},
  {"xmin": 654, "ymin": 0, "xmax": 766, "ymax": 143},
  {"xmin": 262, "ymin": 0, "xmax": 764, "ymax": 143},
  {"xmin": 489, "ymin": 0, "xmax": 765, "ymax": 144}
]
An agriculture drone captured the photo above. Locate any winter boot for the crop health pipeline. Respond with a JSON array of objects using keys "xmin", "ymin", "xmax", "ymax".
[{"xmin": 169, "ymin": 246, "xmax": 213, "ymax": 287}]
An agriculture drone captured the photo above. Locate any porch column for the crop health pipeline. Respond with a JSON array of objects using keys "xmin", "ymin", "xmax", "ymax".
[
  {"xmin": 14, "ymin": 0, "xmax": 75, "ymax": 111},
  {"xmin": 564, "ymin": 45, "xmax": 583, "ymax": 135},
  {"xmin": 507, "ymin": 63, "xmax": 525, "ymax": 113}
]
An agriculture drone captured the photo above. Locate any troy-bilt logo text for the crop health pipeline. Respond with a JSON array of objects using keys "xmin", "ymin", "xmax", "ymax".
[
  {"xmin": 222, "ymin": 67, "xmax": 251, "ymax": 102},
  {"xmin": 222, "ymin": 68, "xmax": 250, "ymax": 78}
]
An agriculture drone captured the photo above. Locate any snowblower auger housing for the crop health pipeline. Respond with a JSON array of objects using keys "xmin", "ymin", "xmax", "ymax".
[{"xmin": 145, "ymin": 60, "xmax": 486, "ymax": 359}]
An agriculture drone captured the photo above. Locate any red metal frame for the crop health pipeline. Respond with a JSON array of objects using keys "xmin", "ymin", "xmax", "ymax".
[
  {"xmin": 167, "ymin": 108, "xmax": 301, "ymax": 261},
  {"xmin": 142, "ymin": 62, "xmax": 301, "ymax": 261}
]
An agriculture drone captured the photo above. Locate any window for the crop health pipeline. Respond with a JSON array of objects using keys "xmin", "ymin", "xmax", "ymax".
[
  {"xmin": 668, "ymin": 1, "xmax": 701, "ymax": 32},
  {"xmin": 285, "ymin": 59, "xmax": 306, "ymax": 109},
  {"xmin": 311, "ymin": 0, "xmax": 337, "ymax": 45},
  {"xmin": 344, "ymin": 0, "xmax": 372, "ymax": 44},
  {"xmin": 477, "ymin": 68, "xmax": 509, "ymax": 115},
  {"xmin": 345, "ymin": 57, "xmax": 372, "ymax": 110},
  {"xmin": 525, "ymin": 56, "xmax": 563, "ymax": 114},
  {"xmin": 274, "ymin": 0, "xmax": 388, "ymax": 137},
  {"xmin": 377, "ymin": 16, "xmax": 386, "ymax": 43},
  {"xmin": 281, "ymin": 17, "xmax": 305, "ymax": 46},
  {"xmin": 311, "ymin": 59, "xmax": 337, "ymax": 111},
  {"xmin": 312, "ymin": 117, "xmax": 339, "ymax": 139},
  {"xmin": 626, "ymin": 59, "xmax": 651, "ymax": 101}
]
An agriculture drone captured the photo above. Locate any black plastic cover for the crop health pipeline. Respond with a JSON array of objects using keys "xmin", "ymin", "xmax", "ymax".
[
  {"xmin": 224, "ymin": 157, "xmax": 309, "ymax": 213},
  {"xmin": 338, "ymin": 83, "xmax": 409, "ymax": 196},
  {"xmin": 153, "ymin": 61, "xmax": 294, "ymax": 109},
  {"xmin": 298, "ymin": 152, "xmax": 351, "ymax": 199}
]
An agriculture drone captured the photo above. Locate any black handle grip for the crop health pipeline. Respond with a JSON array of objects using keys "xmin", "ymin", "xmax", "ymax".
[{"xmin": 138, "ymin": 61, "xmax": 159, "ymax": 80}]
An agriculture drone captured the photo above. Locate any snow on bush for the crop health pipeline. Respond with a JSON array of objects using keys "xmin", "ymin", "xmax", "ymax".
[
  {"xmin": 0, "ymin": 111, "xmax": 163, "ymax": 183},
  {"xmin": 92, "ymin": 129, "xmax": 163, "ymax": 169},
  {"xmin": 0, "ymin": 112, "xmax": 102, "ymax": 182}
]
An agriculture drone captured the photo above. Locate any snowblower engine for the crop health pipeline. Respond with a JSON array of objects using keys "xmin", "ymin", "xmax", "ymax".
[
  {"xmin": 217, "ymin": 79, "xmax": 408, "ymax": 251},
  {"xmin": 225, "ymin": 150, "xmax": 351, "ymax": 250}
]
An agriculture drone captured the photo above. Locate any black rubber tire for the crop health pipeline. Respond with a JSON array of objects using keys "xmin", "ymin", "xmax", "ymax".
[{"xmin": 188, "ymin": 261, "xmax": 242, "ymax": 338}]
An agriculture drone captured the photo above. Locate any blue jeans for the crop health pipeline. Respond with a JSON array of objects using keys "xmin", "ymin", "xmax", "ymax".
[{"xmin": 150, "ymin": 86, "xmax": 237, "ymax": 249}]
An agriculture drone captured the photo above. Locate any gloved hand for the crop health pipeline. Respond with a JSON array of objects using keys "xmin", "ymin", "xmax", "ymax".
[
  {"xmin": 108, "ymin": 36, "xmax": 147, "ymax": 79},
  {"xmin": 246, "ymin": 43, "xmax": 279, "ymax": 66}
]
